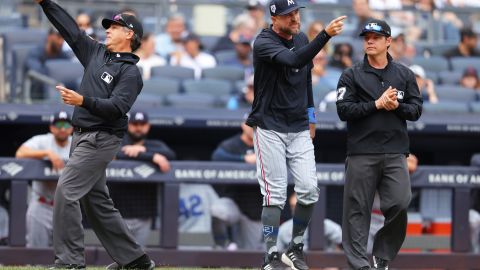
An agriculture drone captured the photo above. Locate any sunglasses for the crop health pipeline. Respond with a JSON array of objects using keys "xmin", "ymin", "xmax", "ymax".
[
  {"xmin": 363, "ymin": 23, "xmax": 389, "ymax": 36},
  {"xmin": 54, "ymin": 121, "xmax": 72, "ymax": 129}
]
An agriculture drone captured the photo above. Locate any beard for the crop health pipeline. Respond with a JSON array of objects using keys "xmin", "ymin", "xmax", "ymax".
[
  {"xmin": 128, "ymin": 132, "xmax": 147, "ymax": 143},
  {"xmin": 279, "ymin": 24, "xmax": 300, "ymax": 36}
]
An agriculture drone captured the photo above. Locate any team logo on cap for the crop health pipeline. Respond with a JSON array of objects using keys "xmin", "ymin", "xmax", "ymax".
[
  {"xmin": 270, "ymin": 4, "xmax": 276, "ymax": 14},
  {"xmin": 287, "ymin": 0, "xmax": 295, "ymax": 5}
]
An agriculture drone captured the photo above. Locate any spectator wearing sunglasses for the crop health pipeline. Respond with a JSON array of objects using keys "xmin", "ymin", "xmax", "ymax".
[{"xmin": 15, "ymin": 111, "xmax": 73, "ymax": 248}]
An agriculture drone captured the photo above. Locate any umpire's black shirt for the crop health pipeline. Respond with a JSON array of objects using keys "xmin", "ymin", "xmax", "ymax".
[
  {"xmin": 40, "ymin": 0, "xmax": 142, "ymax": 137},
  {"xmin": 246, "ymin": 26, "xmax": 331, "ymax": 132},
  {"xmin": 336, "ymin": 53, "xmax": 423, "ymax": 155}
]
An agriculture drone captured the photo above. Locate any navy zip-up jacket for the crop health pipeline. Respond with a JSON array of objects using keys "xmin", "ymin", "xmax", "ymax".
[
  {"xmin": 336, "ymin": 53, "xmax": 423, "ymax": 155},
  {"xmin": 40, "ymin": 0, "xmax": 143, "ymax": 137}
]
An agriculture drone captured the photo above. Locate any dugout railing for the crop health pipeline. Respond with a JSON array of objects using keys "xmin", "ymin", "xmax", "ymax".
[{"xmin": 0, "ymin": 158, "xmax": 479, "ymax": 268}]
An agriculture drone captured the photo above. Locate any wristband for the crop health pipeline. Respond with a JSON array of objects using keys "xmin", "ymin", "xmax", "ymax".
[{"xmin": 308, "ymin": 107, "xmax": 316, "ymax": 124}]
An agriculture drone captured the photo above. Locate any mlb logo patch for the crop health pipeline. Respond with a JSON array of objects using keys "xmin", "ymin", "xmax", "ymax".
[
  {"xmin": 101, "ymin": 72, "xmax": 113, "ymax": 84},
  {"xmin": 397, "ymin": 90, "xmax": 404, "ymax": 100}
]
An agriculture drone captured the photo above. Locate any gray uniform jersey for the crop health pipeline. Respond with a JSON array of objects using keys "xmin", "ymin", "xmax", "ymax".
[
  {"xmin": 178, "ymin": 184, "xmax": 219, "ymax": 233},
  {"xmin": 22, "ymin": 133, "xmax": 71, "ymax": 247},
  {"xmin": 23, "ymin": 133, "xmax": 72, "ymax": 202}
]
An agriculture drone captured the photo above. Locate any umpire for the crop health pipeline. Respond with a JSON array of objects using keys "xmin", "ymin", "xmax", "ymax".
[
  {"xmin": 246, "ymin": 0, "xmax": 345, "ymax": 269},
  {"xmin": 35, "ymin": 0, "xmax": 154, "ymax": 269},
  {"xmin": 336, "ymin": 19, "xmax": 422, "ymax": 270}
]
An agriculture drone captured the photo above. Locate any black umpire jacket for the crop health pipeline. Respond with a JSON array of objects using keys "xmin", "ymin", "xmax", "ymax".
[
  {"xmin": 336, "ymin": 53, "xmax": 423, "ymax": 155},
  {"xmin": 40, "ymin": 0, "xmax": 142, "ymax": 137}
]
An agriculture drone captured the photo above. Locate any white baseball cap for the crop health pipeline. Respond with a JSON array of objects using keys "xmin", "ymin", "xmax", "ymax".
[{"xmin": 409, "ymin": 65, "xmax": 426, "ymax": 79}]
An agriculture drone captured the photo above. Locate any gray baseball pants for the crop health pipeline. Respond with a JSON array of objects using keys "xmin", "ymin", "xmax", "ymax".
[
  {"xmin": 53, "ymin": 130, "xmax": 144, "ymax": 265},
  {"xmin": 252, "ymin": 126, "xmax": 319, "ymax": 209},
  {"xmin": 342, "ymin": 154, "xmax": 411, "ymax": 270}
]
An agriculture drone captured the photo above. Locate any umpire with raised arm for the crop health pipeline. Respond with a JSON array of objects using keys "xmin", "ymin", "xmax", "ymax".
[
  {"xmin": 246, "ymin": 0, "xmax": 346, "ymax": 269},
  {"xmin": 336, "ymin": 19, "xmax": 422, "ymax": 270},
  {"xmin": 35, "ymin": 0, "xmax": 154, "ymax": 269}
]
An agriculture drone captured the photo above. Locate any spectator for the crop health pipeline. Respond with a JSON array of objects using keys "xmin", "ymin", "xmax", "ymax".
[
  {"xmin": 155, "ymin": 13, "xmax": 188, "ymax": 58},
  {"xmin": 211, "ymin": 122, "xmax": 263, "ymax": 250},
  {"xmin": 136, "ymin": 33, "xmax": 167, "ymax": 80},
  {"xmin": 226, "ymin": 75, "xmax": 254, "ymax": 110},
  {"xmin": 352, "ymin": 0, "xmax": 381, "ymax": 38},
  {"xmin": 222, "ymin": 35, "xmax": 254, "ymax": 79},
  {"xmin": 460, "ymin": 66, "xmax": 480, "ymax": 90},
  {"xmin": 312, "ymin": 49, "xmax": 341, "ymax": 89},
  {"xmin": 119, "ymin": 7, "xmax": 138, "ymax": 17},
  {"xmin": 211, "ymin": 13, "xmax": 256, "ymax": 53},
  {"xmin": 246, "ymin": 0, "xmax": 268, "ymax": 33},
  {"xmin": 76, "ymin": 13, "xmax": 94, "ymax": 37},
  {"xmin": 170, "ymin": 34, "xmax": 216, "ymax": 79},
  {"xmin": 277, "ymin": 192, "xmax": 342, "ymax": 252},
  {"xmin": 444, "ymin": 28, "xmax": 480, "ymax": 58},
  {"xmin": 63, "ymin": 13, "xmax": 96, "ymax": 54},
  {"xmin": 306, "ymin": 20, "xmax": 325, "ymax": 42},
  {"xmin": 15, "ymin": 111, "xmax": 73, "ymax": 248},
  {"xmin": 113, "ymin": 111, "xmax": 176, "ymax": 247},
  {"xmin": 24, "ymin": 28, "xmax": 71, "ymax": 100},
  {"xmin": 329, "ymin": 43, "xmax": 354, "ymax": 70},
  {"xmin": 369, "ymin": 0, "xmax": 402, "ymax": 10},
  {"xmin": 409, "ymin": 65, "xmax": 439, "ymax": 103},
  {"xmin": 389, "ymin": 29, "xmax": 414, "ymax": 66}
]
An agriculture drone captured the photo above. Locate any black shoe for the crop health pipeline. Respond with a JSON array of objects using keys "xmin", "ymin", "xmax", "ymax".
[
  {"xmin": 47, "ymin": 264, "xmax": 86, "ymax": 269},
  {"xmin": 106, "ymin": 254, "xmax": 155, "ymax": 270},
  {"xmin": 281, "ymin": 243, "xmax": 308, "ymax": 270},
  {"xmin": 373, "ymin": 256, "xmax": 388, "ymax": 270},
  {"xmin": 261, "ymin": 252, "xmax": 285, "ymax": 270}
]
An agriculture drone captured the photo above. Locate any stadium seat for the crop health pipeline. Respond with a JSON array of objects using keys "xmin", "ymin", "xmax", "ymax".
[
  {"xmin": 10, "ymin": 44, "xmax": 37, "ymax": 100},
  {"xmin": 183, "ymin": 78, "xmax": 232, "ymax": 96},
  {"xmin": 437, "ymin": 71, "xmax": 462, "ymax": 85},
  {"xmin": 45, "ymin": 59, "xmax": 84, "ymax": 87},
  {"xmin": 412, "ymin": 56, "xmax": 449, "ymax": 72},
  {"xmin": 434, "ymin": 85, "xmax": 476, "ymax": 102},
  {"xmin": 142, "ymin": 77, "xmax": 180, "ymax": 96},
  {"xmin": 165, "ymin": 93, "xmax": 217, "ymax": 108},
  {"xmin": 470, "ymin": 102, "xmax": 480, "ymax": 113},
  {"xmin": 214, "ymin": 50, "xmax": 237, "ymax": 65},
  {"xmin": 425, "ymin": 71, "xmax": 439, "ymax": 84},
  {"xmin": 44, "ymin": 59, "xmax": 83, "ymax": 101},
  {"xmin": 423, "ymin": 43, "xmax": 456, "ymax": 56},
  {"xmin": 450, "ymin": 57, "xmax": 480, "ymax": 72},
  {"xmin": 202, "ymin": 66, "xmax": 245, "ymax": 82},
  {"xmin": 150, "ymin": 66, "xmax": 195, "ymax": 80},
  {"xmin": 199, "ymin": 35, "xmax": 221, "ymax": 53},
  {"xmin": 0, "ymin": 28, "xmax": 47, "ymax": 65},
  {"xmin": 422, "ymin": 101, "xmax": 470, "ymax": 114}
]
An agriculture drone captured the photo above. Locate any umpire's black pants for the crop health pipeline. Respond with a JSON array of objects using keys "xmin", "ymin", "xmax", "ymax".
[{"xmin": 342, "ymin": 154, "xmax": 411, "ymax": 270}]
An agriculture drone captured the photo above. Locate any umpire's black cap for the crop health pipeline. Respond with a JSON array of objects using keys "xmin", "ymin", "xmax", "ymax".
[
  {"xmin": 269, "ymin": 0, "xmax": 305, "ymax": 16},
  {"xmin": 102, "ymin": 13, "xmax": 143, "ymax": 40},
  {"xmin": 359, "ymin": 19, "xmax": 391, "ymax": 37}
]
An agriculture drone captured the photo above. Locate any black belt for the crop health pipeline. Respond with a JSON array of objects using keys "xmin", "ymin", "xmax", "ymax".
[{"xmin": 74, "ymin": 126, "xmax": 123, "ymax": 138}]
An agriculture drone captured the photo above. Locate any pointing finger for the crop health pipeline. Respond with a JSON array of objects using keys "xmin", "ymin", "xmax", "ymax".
[{"xmin": 334, "ymin": 15, "xmax": 347, "ymax": 22}]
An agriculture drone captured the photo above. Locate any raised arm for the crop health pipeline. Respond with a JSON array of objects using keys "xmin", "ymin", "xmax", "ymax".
[{"xmin": 36, "ymin": 0, "xmax": 99, "ymax": 66}]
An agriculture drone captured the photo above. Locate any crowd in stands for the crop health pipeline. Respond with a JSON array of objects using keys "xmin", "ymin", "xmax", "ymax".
[{"xmin": 1, "ymin": 0, "xmax": 480, "ymax": 253}]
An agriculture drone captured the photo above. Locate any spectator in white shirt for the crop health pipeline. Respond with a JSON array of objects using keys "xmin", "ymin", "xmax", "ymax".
[
  {"xmin": 170, "ymin": 34, "xmax": 216, "ymax": 79},
  {"xmin": 136, "ymin": 33, "xmax": 166, "ymax": 80}
]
